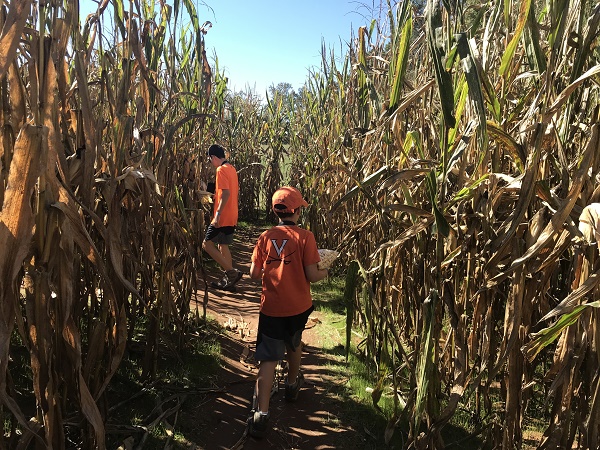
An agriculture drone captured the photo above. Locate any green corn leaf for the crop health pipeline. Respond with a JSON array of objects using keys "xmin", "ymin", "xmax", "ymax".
[
  {"xmin": 174, "ymin": 185, "xmax": 190, "ymax": 232},
  {"xmin": 487, "ymin": 120, "xmax": 526, "ymax": 170},
  {"xmin": 331, "ymin": 166, "xmax": 389, "ymax": 211},
  {"xmin": 448, "ymin": 77, "xmax": 468, "ymax": 147},
  {"xmin": 499, "ymin": 0, "xmax": 533, "ymax": 78},
  {"xmin": 371, "ymin": 371, "xmax": 387, "ymax": 411},
  {"xmin": 174, "ymin": 0, "xmax": 179, "ymax": 20},
  {"xmin": 456, "ymin": 33, "xmax": 488, "ymax": 165},
  {"xmin": 426, "ymin": 170, "xmax": 450, "ymax": 237},
  {"xmin": 389, "ymin": 2, "xmax": 412, "ymax": 111},
  {"xmin": 426, "ymin": 0, "xmax": 456, "ymax": 128},
  {"xmin": 432, "ymin": 203, "xmax": 450, "ymax": 237},
  {"xmin": 402, "ymin": 130, "xmax": 423, "ymax": 165},
  {"xmin": 113, "ymin": 0, "xmax": 126, "ymax": 37},
  {"xmin": 178, "ymin": 27, "xmax": 193, "ymax": 69},
  {"xmin": 344, "ymin": 260, "xmax": 360, "ymax": 361},
  {"xmin": 523, "ymin": 301, "xmax": 600, "ymax": 362},
  {"xmin": 182, "ymin": 0, "xmax": 199, "ymax": 30},
  {"xmin": 570, "ymin": 4, "xmax": 600, "ymax": 84},
  {"xmin": 523, "ymin": 1, "xmax": 546, "ymax": 74},
  {"xmin": 448, "ymin": 174, "xmax": 490, "ymax": 205},
  {"xmin": 357, "ymin": 26, "xmax": 371, "ymax": 128},
  {"xmin": 414, "ymin": 289, "xmax": 437, "ymax": 430},
  {"xmin": 478, "ymin": 67, "xmax": 501, "ymax": 121}
]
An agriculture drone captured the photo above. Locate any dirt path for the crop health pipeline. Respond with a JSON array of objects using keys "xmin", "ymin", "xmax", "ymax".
[{"xmin": 193, "ymin": 226, "xmax": 359, "ymax": 450}]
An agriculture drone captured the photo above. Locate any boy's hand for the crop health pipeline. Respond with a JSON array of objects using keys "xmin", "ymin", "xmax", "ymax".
[
  {"xmin": 305, "ymin": 263, "xmax": 328, "ymax": 282},
  {"xmin": 317, "ymin": 249, "xmax": 339, "ymax": 270}
]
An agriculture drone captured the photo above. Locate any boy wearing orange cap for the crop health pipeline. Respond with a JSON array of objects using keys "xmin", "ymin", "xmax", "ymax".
[{"xmin": 247, "ymin": 186, "xmax": 329, "ymax": 438}]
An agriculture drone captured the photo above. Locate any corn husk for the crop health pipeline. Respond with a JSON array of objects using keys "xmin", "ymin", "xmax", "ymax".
[
  {"xmin": 579, "ymin": 203, "xmax": 600, "ymax": 251},
  {"xmin": 317, "ymin": 249, "xmax": 339, "ymax": 269}
]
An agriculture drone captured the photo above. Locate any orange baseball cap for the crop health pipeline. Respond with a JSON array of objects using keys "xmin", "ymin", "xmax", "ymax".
[{"xmin": 272, "ymin": 186, "xmax": 308, "ymax": 213}]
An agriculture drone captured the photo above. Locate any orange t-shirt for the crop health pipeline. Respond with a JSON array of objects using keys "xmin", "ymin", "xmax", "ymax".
[
  {"xmin": 251, "ymin": 224, "xmax": 321, "ymax": 317},
  {"xmin": 214, "ymin": 163, "xmax": 239, "ymax": 227}
]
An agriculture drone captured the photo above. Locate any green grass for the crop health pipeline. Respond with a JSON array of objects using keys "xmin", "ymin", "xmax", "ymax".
[
  {"xmin": 2, "ymin": 327, "xmax": 195, "ymax": 447},
  {"xmin": 101, "ymin": 319, "xmax": 225, "ymax": 450},
  {"xmin": 311, "ymin": 276, "xmax": 410, "ymax": 447},
  {"xmin": 310, "ymin": 276, "xmax": 490, "ymax": 449}
]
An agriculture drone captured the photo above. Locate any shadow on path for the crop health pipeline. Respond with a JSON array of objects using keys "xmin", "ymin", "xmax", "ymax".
[{"xmin": 192, "ymin": 227, "xmax": 361, "ymax": 450}]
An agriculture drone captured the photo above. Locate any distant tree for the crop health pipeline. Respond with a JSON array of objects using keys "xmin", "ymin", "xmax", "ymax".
[
  {"xmin": 268, "ymin": 81, "xmax": 292, "ymax": 97},
  {"xmin": 267, "ymin": 82, "xmax": 300, "ymax": 104}
]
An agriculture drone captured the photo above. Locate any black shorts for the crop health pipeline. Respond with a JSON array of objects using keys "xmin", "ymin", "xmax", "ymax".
[
  {"xmin": 204, "ymin": 224, "xmax": 235, "ymax": 245},
  {"xmin": 254, "ymin": 306, "xmax": 314, "ymax": 362}
]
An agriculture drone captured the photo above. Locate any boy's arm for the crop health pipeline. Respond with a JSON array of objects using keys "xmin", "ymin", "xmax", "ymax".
[
  {"xmin": 304, "ymin": 263, "xmax": 328, "ymax": 282},
  {"xmin": 212, "ymin": 188, "xmax": 230, "ymax": 226},
  {"xmin": 249, "ymin": 261, "xmax": 262, "ymax": 279}
]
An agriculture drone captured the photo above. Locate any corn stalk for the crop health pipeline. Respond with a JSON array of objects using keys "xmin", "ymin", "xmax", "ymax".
[
  {"xmin": 0, "ymin": 0, "xmax": 220, "ymax": 447},
  {"xmin": 283, "ymin": 0, "xmax": 600, "ymax": 447}
]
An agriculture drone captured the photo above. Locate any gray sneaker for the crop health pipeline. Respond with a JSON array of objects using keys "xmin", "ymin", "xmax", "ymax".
[
  {"xmin": 224, "ymin": 269, "xmax": 243, "ymax": 288},
  {"xmin": 285, "ymin": 371, "xmax": 304, "ymax": 402},
  {"xmin": 248, "ymin": 410, "xmax": 270, "ymax": 438},
  {"xmin": 210, "ymin": 272, "xmax": 228, "ymax": 289}
]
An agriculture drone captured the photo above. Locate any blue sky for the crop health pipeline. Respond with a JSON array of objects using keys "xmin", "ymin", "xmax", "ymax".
[
  {"xmin": 199, "ymin": 1, "xmax": 372, "ymax": 97},
  {"xmin": 79, "ymin": 0, "xmax": 383, "ymax": 97}
]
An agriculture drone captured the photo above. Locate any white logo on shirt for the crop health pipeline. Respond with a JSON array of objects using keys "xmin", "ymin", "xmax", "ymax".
[{"xmin": 271, "ymin": 239, "xmax": 288, "ymax": 256}]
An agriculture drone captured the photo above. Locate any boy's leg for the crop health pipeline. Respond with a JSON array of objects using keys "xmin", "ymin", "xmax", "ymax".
[
  {"xmin": 219, "ymin": 243, "xmax": 243, "ymax": 288},
  {"xmin": 202, "ymin": 239, "xmax": 232, "ymax": 271},
  {"xmin": 284, "ymin": 343, "xmax": 305, "ymax": 402},
  {"xmin": 255, "ymin": 360, "xmax": 277, "ymax": 412},
  {"xmin": 283, "ymin": 313, "xmax": 311, "ymax": 402},
  {"xmin": 218, "ymin": 243, "xmax": 233, "ymax": 269},
  {"xmin": 285, "ymin": 343, "xmax": 302, "ymax": 385},
  {"xmin": 249, "ymin": 362, "xmax": 274, "ymax": 439}
]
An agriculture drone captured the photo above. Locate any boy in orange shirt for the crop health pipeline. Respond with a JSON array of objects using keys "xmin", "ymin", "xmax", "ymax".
[
  {"xmin": 202, "ymin": 144, "xmax": 243, "ymax": 290},
  {"xmin": 248, "ymin": 186, "xmax": 329, "ymax": 438}
]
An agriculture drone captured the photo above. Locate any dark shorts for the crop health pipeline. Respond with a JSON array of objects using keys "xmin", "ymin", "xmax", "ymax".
[
  {"xmin": 204, "ymin": 224, "xmax": 235, "ymax": 245},
  {"xmin": 254, "ymin": 306, "xmax": 314, "ymax": 362}
]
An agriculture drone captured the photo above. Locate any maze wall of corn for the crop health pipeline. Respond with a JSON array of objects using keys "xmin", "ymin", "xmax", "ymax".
[{"xmin": 1, "ymin": 0, "xmax": 599, "ymax": 448}]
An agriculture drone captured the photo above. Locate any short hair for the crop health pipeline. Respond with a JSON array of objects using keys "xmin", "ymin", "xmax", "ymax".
[
  {"xmin": 207, "ymin": 144, "xmax": 226, "ymax": 159},
  {"xmin": 273, "ymin": 204, "xmax": 296, "ymax": 218}
]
